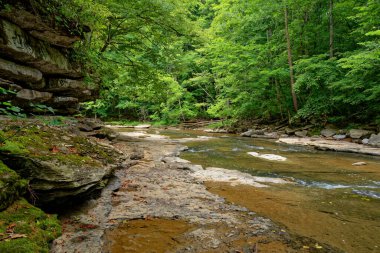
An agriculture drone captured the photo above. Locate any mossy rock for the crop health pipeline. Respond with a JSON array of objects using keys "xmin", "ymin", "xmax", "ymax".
[
  {"xmin": 0, "ymin": 198, "xmax": 61, "ymax": 253},
  {"xmin": 0, "ymin": 161, "xmax": 28, "ymax": 211},
  {"xmin": 0, "ymin": 121, "xmax": 122, "ymax": 205},
  {"xmin": 0, "ymin": 125, "xmax": 117, "ymax": 166}
]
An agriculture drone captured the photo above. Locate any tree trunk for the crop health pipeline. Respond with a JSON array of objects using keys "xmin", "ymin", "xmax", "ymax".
[
  {"xmin": 284, "ymin": 4, "xmax": 298, "ymax": 112},
  {"xmin": 275, "ymin": 79, "xmax": 284, "ymax": 119},
  {"xmin": 100, "ymin": 24, "xmax": 112, "ymax": 53},
  {"xmin": 329, "ymin": 0, "xmax": 334, "ymax": 58}
]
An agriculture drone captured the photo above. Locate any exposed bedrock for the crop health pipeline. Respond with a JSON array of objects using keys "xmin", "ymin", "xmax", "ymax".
[
  {"xmin": 0, "ymin": 8, "xmax": 80, "ymax": 48},
  {"xmin": 0, "ymin": 7, "xmax": 97, "ymax": 114},
  {"xmin": 0, "ymin": 20, "xmax": 81, "ymax": 78}
]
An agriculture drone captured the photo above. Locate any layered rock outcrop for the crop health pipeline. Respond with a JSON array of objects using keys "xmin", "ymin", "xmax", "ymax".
[
  {"xmin": 0, "ymin": 118, "xmax": 125, "ymax": 206},
  {"xmin": 0, "ymin": 7, "xmax": 96, "ymax": 114}
]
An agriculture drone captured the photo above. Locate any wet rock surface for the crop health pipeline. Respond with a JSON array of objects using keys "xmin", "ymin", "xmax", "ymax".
[
  {"xmin": 278, "ymin": 137, "xmax": 380, "ymax": 156},
  {"xmin": 51, "ymin": 130, "xmax": 341, "ymax": 253}
]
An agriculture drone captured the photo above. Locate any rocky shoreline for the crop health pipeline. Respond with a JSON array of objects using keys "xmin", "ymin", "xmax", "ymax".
[
  {"xmin": 236, "ymin": 125, "xmax": 380, "ymax": 156},
  {"xmin": 51, "ymin": 126, "xmax": 341, "ymax": 253},
  {"xmin": 1, "ymin": 119, "xmax": 375, "ymax": 252}
]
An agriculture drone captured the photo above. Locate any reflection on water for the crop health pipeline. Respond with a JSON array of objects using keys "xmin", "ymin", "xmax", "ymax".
[
  {"xmin": 163, "ymin": 129, "xmax": 380, "ymax": 253},
  {"xmin": 114, "ymin": 127, "xmax": 380, "ymax": 252}
]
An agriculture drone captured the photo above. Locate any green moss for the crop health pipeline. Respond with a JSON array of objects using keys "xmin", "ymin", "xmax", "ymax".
[
  {"xmin": 0, "ymin": 121, "xmax": 118, "ymax": 170},
  {"xmin": 0, "ymin": 161, "xmax": 28, "ymax": 210},
  {"xmin": 0, "ymin": 199, "xmax": 61, "ymax": 253},
  {"xmin": 55, "ymin": 154, "xmax": 100, "ymax": 167},
  {"xmin": 0, "ymin": 140, "xmax": 29, "ymax": 155}
]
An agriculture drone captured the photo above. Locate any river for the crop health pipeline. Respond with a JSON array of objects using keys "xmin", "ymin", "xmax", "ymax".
[
  {"xmin": 53, "ymin": 127, "xmax": 380, "ymax": 253},
  {"xmin": 159, "ymin": 129, "xmax": 380, "ymax": 253}
]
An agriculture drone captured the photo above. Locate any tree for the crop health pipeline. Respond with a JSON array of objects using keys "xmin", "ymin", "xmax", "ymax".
[{"xmin": 284, "ymin": 2, "xmax": 298, "ymax": 112}]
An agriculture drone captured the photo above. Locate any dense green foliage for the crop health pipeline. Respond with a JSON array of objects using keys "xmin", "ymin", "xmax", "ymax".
[{"xmin": 52, "ymin": 0, "xmax": 379, "ymax": 125}]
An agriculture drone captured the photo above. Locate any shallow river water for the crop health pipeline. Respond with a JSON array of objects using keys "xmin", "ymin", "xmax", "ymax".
[
  {"xmin": 155, "ymin": 129, "xmax": 380, "ymax": 253},
  {"xmin": 93, "ymin": 128, "xmax": 380, "ymax": 253}
]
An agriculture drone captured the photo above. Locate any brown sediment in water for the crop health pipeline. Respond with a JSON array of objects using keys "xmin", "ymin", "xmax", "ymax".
[
  {"xmin": 103, "ymin": 219, "xmax": 193, "ymax": 253},
  {"xmin": 103, "ymin": 218, "xmax": 302, "ymax": 253},
  {"xmin": 206, "ymin": 182, "xmax": 380, "ymax": 253}
]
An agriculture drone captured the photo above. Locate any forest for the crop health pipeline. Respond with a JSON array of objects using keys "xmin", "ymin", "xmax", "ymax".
[
  {"xmin": 2, "ymin": 0, "xmax": 380, "ymax": 125},
  {"xmin": 0, "ymin": 1, "xmax": 379, "ymax": 252}
]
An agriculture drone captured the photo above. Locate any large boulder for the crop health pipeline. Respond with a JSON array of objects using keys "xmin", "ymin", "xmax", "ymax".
[
  {"xmin": 285, "ymin": 127, "xmax": 296, "ymax": 135},
  {"xmin": 0, "ymin": 122, "xmax": 124, "ymax": 205},
  {"xmin": 368, "ymin": 134, "xmax": 380, "ymax": 147},
  {"xmin": 321, "ymin": 129, "xmax": 336, "ymax": 137},
  {"xmin": 0, "ymin": 19, "xmax": 81, "ymax": 77},
  {"xmin": 2, "ymin": 155, "xmax": 114, "ymax": 203},
  {"xmin": 295, "ymin": 130, "xmax": 308, "ymax": 137},
  {"xmin": 349, "ymin": 129, "xmax": 373, "ymax": 139},
  {"xmin": 240, "ymin": 129, "xmax": 253, "ymax": 137}
]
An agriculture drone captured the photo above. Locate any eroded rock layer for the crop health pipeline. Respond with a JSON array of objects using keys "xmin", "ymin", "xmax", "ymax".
[{"xmin": 0, "ymin": 6, "xmax": 96, "ymax": 114}]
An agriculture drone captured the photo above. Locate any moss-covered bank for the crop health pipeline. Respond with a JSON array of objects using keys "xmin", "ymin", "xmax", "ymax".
[
  {"xmin": 0, "ymin": 198, "xmax": 61, "ymax": 253},
  {"xmin": 0, "ymin": 161, "xmax": 27, "ymax": 211}
]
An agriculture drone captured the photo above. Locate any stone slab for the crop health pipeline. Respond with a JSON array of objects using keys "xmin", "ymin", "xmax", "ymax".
[
  {"xmin": 0, "ymin": 19, "xmax": 81, "ymax": 77},
  {"xmin": 16, "ymin": 88, "xmax": 52, "ymax": 102},
  {"xmin": 278, "ymin": 137, "xmax": 380, "ymax": 156},
  {"xmin": 0, "ymin": 9, "xmax": 80, "ymax": 48},
  {"xmin": 0, "ymin": 57, "xmax": 43, "ymax": 85}
]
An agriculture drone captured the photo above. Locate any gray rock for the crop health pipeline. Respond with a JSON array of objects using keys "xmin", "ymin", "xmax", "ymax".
[
  {"xmin": 302, "ymin": 125, "xmax": 314, "ymax": 130},
  {"xmin": 0, "ymin": 58, "xmax": 43, "ymax": 86},
  {"xmin": 240, "ymin": 130, "xmax": 253, "ymax": 137},
  {"xmin": 1, "ymin": 154, "xmax": 115, "ymax": 204},
  {"xmin": 252, "ymin": 129, "xmax": 265, "ymax": 135},
  {"xmin": 78, "ymin": 123, "xmax": 94, "ymax": 132},
  {"xmin": 264, "ymin": 132, "xmax": 279, "ymax": 138},
  {"xmin": 16, "ymin": 89, "xmax": 52, "ymax": 102},
  {"xmin": 134, "ymin": 124, "xmax": 151, "ymax": 129},
  {"xmin": 368, "ymin": 134, "xmax": 380, "ymax": 147},
  {"xmin": 161, "ymin": 156, "xmax": 191, "ymax": 164},
  {"xmin": 321, "ymin": 129, "xmax": 336, "ymax": 137},
  {"xmin": 333, "ymin": 134, "xmax": 346, "ymax": 140},
  {"xmin": 130, "ymin": 148, "xmax": 144, "ymax": 160},
  {"xmin": 47, "ymin": 79, "xmax": 87, "ymax": 92},
  {"xmin": 352, "ymin": 162, "xmax": 367, "ymax": 166},
  {"xmin": 0, "ymin": 19, "xmax": 81, "ymax": 77},
  {"xmin": 349, "ymin": 129, "xmax": 373, "ymax": 139},
  {"xmin": 250, "ymin": 134, "xmax": 278, "ymax": 139},
  {"xmin": 0, "ymin": 9, "xmax": 80, "ymax": 48},
  {"xmin": 53, "ymin": 97, "xmax": 79, "ymax": 104},
  {"xmin": 285, "ymin": 127, "xmax": 296, "ymax": 135},
  {"xmin": 362, "ymin": 138, "xmax": 369, "ymax": 145},
  {"xmin": 295, "ymin": 130, "xmax": 308, "ymax": 137}
]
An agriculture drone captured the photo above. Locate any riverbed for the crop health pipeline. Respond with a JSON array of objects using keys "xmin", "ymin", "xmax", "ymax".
[
  {"xmin": 52, "ymin": 127, "xmax": 380, "ymax": 253},
  {"xmin": 175, "ymin": 129, "xmax": 380, "ymax": 253}
]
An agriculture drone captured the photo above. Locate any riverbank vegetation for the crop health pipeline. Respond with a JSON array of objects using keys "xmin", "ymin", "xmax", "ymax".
[
  {"xmin": 1, "ymin": 0, "xmax": 379, "ymax": 127},
  {"xmin": 45, "ymin": 0, "xmax": 378, "ymax": 127}
]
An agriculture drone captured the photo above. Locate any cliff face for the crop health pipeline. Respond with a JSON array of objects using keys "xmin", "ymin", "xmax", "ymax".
[{"xmin": 0, "ymin": 6, "xmax": 96, "ymax": 114}]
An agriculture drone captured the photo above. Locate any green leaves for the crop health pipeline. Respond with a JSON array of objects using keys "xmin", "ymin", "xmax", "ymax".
[{"xmin": 52, "ymin": 0, "xmax": 380, "ymax": 125}]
